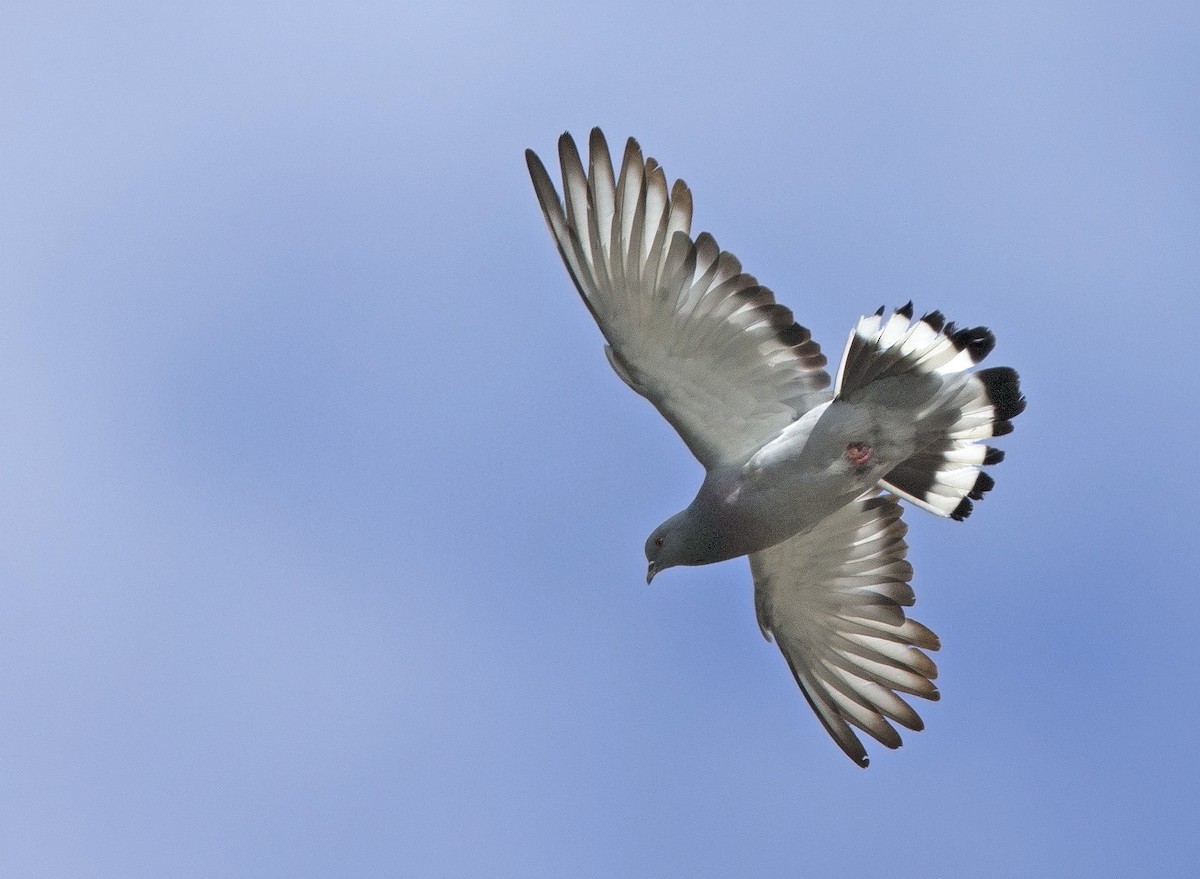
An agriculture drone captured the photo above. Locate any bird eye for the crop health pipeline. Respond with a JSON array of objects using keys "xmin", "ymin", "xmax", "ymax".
[{"xmin": 654, "ymin": 537, "xmax": 664, "ymax": 548}]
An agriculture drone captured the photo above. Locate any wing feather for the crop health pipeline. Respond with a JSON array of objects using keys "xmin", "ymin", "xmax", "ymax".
[
  {"xmin": 750, "ymin": 493, "xmax": 940, "ymax": 767},
  {"xmin": 527, "ymin": 129, "xmax": 832, "ymax": 467}
]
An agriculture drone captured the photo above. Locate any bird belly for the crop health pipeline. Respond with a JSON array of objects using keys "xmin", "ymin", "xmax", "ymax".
[{"xmin": 733, "ymin": 403, "xmax": 895, "ymax": 553}]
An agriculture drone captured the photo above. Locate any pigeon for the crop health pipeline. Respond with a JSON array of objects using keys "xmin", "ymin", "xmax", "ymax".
[{"xmin": 525, "ymin": 128, "xmax": 1025, "ymax": 767}]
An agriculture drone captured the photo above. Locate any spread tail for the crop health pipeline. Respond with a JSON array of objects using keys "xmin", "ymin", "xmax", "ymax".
[{"xmin": 835, "ymin": 303, "xmax": 1026, "ymax": 520}]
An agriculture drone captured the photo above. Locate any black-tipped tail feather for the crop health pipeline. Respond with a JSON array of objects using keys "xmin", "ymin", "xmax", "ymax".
[
  {"xmin": 835, "ymin": 302, "xmax": 998, "ymax": 398},
  {"xmin": 837, "ymin": 304, "xmax": 1026, "ymax": 520}
]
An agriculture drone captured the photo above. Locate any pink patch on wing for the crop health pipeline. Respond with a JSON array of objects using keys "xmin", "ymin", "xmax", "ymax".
[{"xmin": 845, "ymin": 441, "xmax": 873, "ymax": 468}]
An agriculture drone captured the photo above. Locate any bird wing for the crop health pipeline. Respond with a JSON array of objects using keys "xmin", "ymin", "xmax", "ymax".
[
  {"xmin": 526, "ymin": 128, "xmax": 831, "ymax": 469},
  {"xmin": 749, "ymin": 493, "xmax": 941, "ymax": 767}
]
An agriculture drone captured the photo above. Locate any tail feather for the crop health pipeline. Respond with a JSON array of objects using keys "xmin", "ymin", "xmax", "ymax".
[
  {"xmin": 835, "ymin": 301, "xmax": 1000, "ymax": 397},
  {"xmin": 837, "ymin": 304, "xmax": 1026, "ymax": 520}
]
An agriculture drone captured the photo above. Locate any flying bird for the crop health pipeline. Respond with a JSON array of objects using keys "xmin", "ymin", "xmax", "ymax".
[{"xmin": 525, "ymin": 129, "xmax": 1025, "ymax": 767}]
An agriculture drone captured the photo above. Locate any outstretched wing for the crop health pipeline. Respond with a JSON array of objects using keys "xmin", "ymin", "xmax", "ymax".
[
  {"xmin": 749, "ymin": 493, "xmax": 940, "ymax": 767},
  {"xmin": 526, "ymin": 128, "xmax": 831, "ymax": 469}
]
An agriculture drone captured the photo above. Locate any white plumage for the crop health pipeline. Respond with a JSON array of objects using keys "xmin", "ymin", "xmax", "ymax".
[{"xmin": 526, "ymin": 129, "xmax": 1025, "ymax": 766}]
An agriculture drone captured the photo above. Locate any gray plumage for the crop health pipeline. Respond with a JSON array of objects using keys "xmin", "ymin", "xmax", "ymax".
[{"xmin": 526, "ymin": 128, "xmax": 1025, "ymax": 767}]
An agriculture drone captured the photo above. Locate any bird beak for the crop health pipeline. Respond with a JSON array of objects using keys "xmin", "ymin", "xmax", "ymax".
[{"xmin": 646, "ymin": 562, "xmax": 657, "ymax": 584}]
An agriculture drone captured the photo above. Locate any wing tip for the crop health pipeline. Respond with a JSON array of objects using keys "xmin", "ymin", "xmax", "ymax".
[
  {"xmin": 587, "ymin": 126, "xmax": 607, "ymax": 151},
  {"xmin": 524, "ymin": 146, "xmax": 549, "ymax": 180}
]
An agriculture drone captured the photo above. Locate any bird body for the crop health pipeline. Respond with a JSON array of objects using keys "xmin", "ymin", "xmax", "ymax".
[
  {"xmin": 526, "ymin": 128, "xmax": 1025, "ymax": 766},
  {"xmin": 663, "ymin": 400, "xmax": 871, "ymax": 568}
]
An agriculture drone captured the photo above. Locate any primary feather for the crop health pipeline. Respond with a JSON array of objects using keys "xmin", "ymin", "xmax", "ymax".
[{"xmin": 526, "ymin": 131, "xmax": 830, "ymax": 469}]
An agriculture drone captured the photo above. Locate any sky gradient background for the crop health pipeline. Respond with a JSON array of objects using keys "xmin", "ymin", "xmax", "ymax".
[{"xmin": 3, "ymin": 2, "xmax": 1198, "ymax": 876}]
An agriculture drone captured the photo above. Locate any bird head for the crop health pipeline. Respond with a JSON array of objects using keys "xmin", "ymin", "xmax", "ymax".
[
  {"xmin": 644, "ymin": 511, "xmax": 693, "ymax": 583},
  {"xmin": 644, "ymin": 528, "xmax": 669, "ymax": 584}
]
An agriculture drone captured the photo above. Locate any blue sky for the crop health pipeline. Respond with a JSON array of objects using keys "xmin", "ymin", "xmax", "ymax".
[{"xmin": 2, "ymin": 2, "xmax": 1198, "ymax": 876}]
